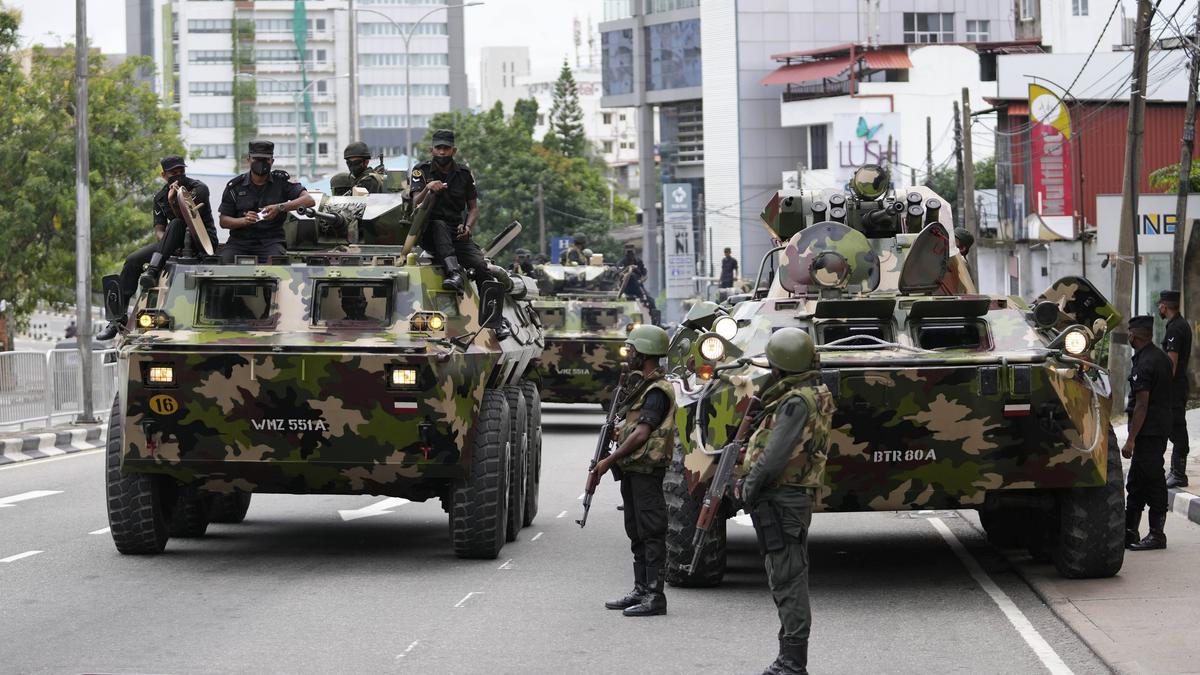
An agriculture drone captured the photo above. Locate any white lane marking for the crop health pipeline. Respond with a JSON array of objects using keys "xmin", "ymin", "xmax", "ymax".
[
  {"xmin": 395, "ymin": 640, "xmax": 420, "ymax": 661},
  {"xmin": 498, "ymin": 558, "xmax": 514, "ymax": 570},
  {"xmin": 337, "ymin": 497, "xmax": 409, "ymax": 522},
  {"xmin": 89, "ymin": 527, "xmax": 111, "ymax": 535},
  {"xmin": 929, "ymin": 518, "xmax": 1074, "ymax": 675},
  {"xmin": 0, "ymin": 448, "xmax": 102, "ymax": 472},
  {"xmin": 577, "ymin": 492, "xmax": 585, "ymax": 500},
  {"xmin": 531, "ymin": 532, "xmax": 544, "ymax": 541},
  {"xmin": 0, "ymin": 490, "xmax": 63, "ymax": 508},
  {"xmin": 1, "ymin": 550, "xmax": 43, "ymax": 563},
  {"xmin": 454, "ymin": 591, "xmax": 482, "ymax": 608},
  {"xmin": 556, "ymin": 510, "xmax": 568, "ymax": 519}
]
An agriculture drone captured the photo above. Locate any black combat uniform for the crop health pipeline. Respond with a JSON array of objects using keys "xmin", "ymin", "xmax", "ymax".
[
  {"xmin": 408, "ymin": 157, "xmax": 493, "ymax": 286},
  {"xmin": 1126, "ymin": 319, "xmax": 1174, "ymax": 545},
  {"xmin": 217, "ymin": 140, "xmax": 308, "ymax": 263},
  {"xmin": 619, "ymin": 250, "xmax": 659, "ymax": 325},
  {"xmin": 1161, "ymin": 290, "xmax": 1192, "ymax": 487},
  {"xmin": 509, "ymin": 249, "xmax": 535, "ymax": 275},
  {"xmin": 719, "ymin": 253, "xmax": 738, "ymax": 288}
]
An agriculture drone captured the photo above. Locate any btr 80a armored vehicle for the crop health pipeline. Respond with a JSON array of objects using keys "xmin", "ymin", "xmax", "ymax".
[
  {"xmin": 531, "ymin": 262, "xmax": 654, "ymax": 405},
  {"xmin": 103, "ymin": 190, "xmax": 545, "ymax": 560},
  {"xmin": 666, "ymin": 165, "xmax": 1123, "ymax": 585}
]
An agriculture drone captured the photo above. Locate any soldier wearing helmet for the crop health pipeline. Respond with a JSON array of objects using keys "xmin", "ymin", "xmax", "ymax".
[
  {"xmin": 562, "ymin": 233, "xmax": 588, "ymax": 265},
  {"xmin": 592, "ymin": 324, "xmax": 675, "ymax": 617},
  {"xmin": 736, "ymin": 327, "xmax": 835, "ymax": 675},
  {"xmin": 510, "ymin": 248, "xmax": 534, "ymax": 275},
  {"xmin": 330, "ymin": 141, "xmax": 385, "ymax": 196}
]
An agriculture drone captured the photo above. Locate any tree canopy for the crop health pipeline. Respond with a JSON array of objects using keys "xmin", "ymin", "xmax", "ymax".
[{"xmin": 1149, "ymin": 162, "xmax": 1200, "ymax": 193}]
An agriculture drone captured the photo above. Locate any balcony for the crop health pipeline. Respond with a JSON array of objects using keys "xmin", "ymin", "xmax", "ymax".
[{"xmin": 781, "ymin": 79, "xmax": 853, "ymax": 103}]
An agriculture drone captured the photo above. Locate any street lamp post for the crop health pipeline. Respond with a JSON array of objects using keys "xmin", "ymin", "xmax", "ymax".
[{"xmin": 355, "ymin": 3, "xmax": 482, "ymax": 167}]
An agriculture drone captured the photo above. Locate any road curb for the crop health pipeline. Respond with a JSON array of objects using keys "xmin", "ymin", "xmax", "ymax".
[
  {"xmin": 0, "ymin": 425, "xmax": 105, "ymax": 466},
  {"xmin": 1168, "ymin": 487, "xmax": 1200, "ymax": 525}
]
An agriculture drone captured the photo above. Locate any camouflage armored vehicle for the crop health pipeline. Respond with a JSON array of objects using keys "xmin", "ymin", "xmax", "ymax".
[
  {"xmin": 666, "ymin": 165, "xmax": 1123, "ymax": 585},
  {"xmin": 530, "ymin": 262, "xmax": 655, "ymax": 405},
  {"xmin": 102, "ymin": 189, "xmax": 545, "ymax": 559}
]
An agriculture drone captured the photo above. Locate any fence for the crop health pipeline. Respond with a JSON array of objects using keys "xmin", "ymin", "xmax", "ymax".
[{"xmin": 0, "ymin": 349, "xmax": 118, "ymax": 430}]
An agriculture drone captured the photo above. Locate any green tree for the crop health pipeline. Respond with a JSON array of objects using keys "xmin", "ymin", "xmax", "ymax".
[
  {"xmin": 926, "ymin": 157, "xmax": 996, "ymax": 210},
  {"xmin": 1149, "ymin": 162, "xmax": 1200, "ymax": 192},
  {"xmin": 0, "ymin": 32, "xmax": 185, "ymax": 322},
  {"xmin": 974, "ymin": 156, "xmax": 996, "ymax": 190},
  {"xmin": 546, "ymin": 59, "xmax": 586, "ymax": 158},
  {"xmin": 422, "ymin": 102, "xmax": 634, "ymax": 260}
]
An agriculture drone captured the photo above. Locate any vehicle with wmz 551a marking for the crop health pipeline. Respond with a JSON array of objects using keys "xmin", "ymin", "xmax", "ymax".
[
  {"xmin": 665, "ymin": 165, "xmax": 1123, "ymax": 586},
  {"xmin": 101, "ymin": 187, "xmax": 545, "ymax": 559}
]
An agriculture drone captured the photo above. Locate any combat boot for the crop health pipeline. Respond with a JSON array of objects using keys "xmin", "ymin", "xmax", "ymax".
[
  {"xmin": 1129, "ymin": 513, "xmax": 1167, "ymax": 551},
  {"xmin": 1166, "ymin": 456, "xmax": 1189, "ymax": 488},
  {"xmin": 138, "ymin": 252, "xmax": 165, "ymax": 290},
  {"xmin": 442, "ymin": 256, "xmax": 465, "ymax": 294},
  {"xmin": 96, "ymin": 319, "xmax": 123, "ymax": 341},
  {"xmin": 622, "ymin": 567, "xmax": 666, "ymax": 616},
  {"xmin": 604, "ymin": 563, "xmax": 646, "ymax": 610},
  {"xmin": 492, "ymin": 319, "xmax": 511, "ymax": 341},
  {"xmin": 762, "ymin": 637, "xmax": 809, "ymax": 675},
  {"xmin": 1124, "ymin": 510, "xmax": 1141, "ymax": 549}
]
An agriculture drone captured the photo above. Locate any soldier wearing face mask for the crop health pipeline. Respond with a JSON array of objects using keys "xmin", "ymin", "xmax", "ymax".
[
  {"xmin": 330, "ymin": 141, "xmax": 385, "ymax": 196},
  {"xmin": 217, "ymin": 139, "xmax": 316, "ymax": 263}
]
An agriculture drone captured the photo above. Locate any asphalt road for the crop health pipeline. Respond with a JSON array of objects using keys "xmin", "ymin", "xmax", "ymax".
[{"xmin": 0, "ymin": 404, "xmax": 1112, "ymax": 675}]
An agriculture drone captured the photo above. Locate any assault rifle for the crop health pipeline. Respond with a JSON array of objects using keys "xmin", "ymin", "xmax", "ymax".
[
  {"xmin": 683, "ymin": 396, "xmax": 762, "ymax": 573},
  {"xmin": 577, "ymin": 364, "xmax": 630, "ymax": 527}
]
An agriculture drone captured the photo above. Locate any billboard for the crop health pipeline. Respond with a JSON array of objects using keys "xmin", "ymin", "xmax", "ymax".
[
  {"xmin": 1028, "ymin": 83, "xmax": 1075, "ymax": 240},
  {"xmin": 663, "ymin": 183, "xmax": 695, "ymax": 298},
  {"xmin": 833, "ymin": 113, "xmax": 901, "ymax": 187}
]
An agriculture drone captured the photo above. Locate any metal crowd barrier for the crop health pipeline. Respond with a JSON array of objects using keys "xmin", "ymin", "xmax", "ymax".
[{"xmin": 0, "ymin": 349, "xmax": 117, "ymax": 430}]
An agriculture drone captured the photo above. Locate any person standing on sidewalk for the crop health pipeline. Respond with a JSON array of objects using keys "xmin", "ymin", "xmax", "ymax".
[
  {"xmin": 1124, "ymin": 315, "xmax": 1174, "ymax": 551},
  {"xmin": 1158, "ymin": 290, "xmax": 1191, "ymax": 488}
]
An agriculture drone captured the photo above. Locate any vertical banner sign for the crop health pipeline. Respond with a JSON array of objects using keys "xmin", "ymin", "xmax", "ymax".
[
  {"xmin": 1028, "ymin": 83, "xmax": 1075, "ymax": 240},
  {"xmin": 663, "ymin": 183, "xmax": 695, "ymax": 298},
  {"xmin": 833, "ymin": 113, "xmax": 901, "ymax": 186}
]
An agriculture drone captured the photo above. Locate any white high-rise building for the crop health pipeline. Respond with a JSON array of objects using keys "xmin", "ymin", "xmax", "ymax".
[{"xmin": 479, "ymin": 46, "xmax": 530, "ymax": 115}]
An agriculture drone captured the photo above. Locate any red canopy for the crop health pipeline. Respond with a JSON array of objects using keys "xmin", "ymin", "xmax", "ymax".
[
  {"xmin": 759, "ymin": 59, "xmax": 849, "ymax": 86},
  {"xmin": 862, "ymin": 47, "xmax": 912, "ymax": 70}
]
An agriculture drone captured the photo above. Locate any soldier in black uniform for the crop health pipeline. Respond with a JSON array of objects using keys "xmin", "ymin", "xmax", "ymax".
[
  {"xmin": 217, "ymin": 140, "xmax": 315, "ymax": 263},
  {"xmin": 510, "ymin": 248, "xmax": 535, "ymax": 275},
  {"xmin": 618, "ymin": 243, "xmax": 660, "ymax": 325},
  {"xmin": 1124, "ymin": 315, "xmax": 1174, "ymax": 551},
  {"xmin": 330, "ymin": 141, "xmax": 386, "ymax": 196},
  {"xmin": 98, "ymin": 155, "xmax": 218, "ymax": 340},
  {"xmin": 1158, "ymin": 289, "xmax": 1192, "ymax": 488}
]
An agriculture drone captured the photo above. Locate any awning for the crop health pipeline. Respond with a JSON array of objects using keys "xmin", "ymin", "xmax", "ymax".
[
  {"xmin": 862, "ymin": 47, "xmax": 911, "ymax": 70},
  {"xmin": 760, "ymin": 59, "xmax": 849, "ymax": 86},
  {"xmin": 1006, "ymin": 101, "xmax": 1029, "ymax": 116}
]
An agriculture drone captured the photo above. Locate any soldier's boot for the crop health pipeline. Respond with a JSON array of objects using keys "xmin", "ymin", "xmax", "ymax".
[
  {"xmin": 1124, "ymin": 510, "xmax": 1141, "ymax": 549},
  {"xmin": 762, "ymin": 637, "xmax": 809, "ymax": 675},
  {"xmin": 604, "ymin": 563, "xmax": 646, "ymax": 610},
  {"xmin": 441, "ymin": 256, "xmax": 465, "ymax": 294},
  {"xmin": 96, "ymin": 319, "xmax": 123, "ymax": 341},
  {"xmin": 138, "ymin": 252, "xmax": 166, "ymax": 290},
  {"xmin": 1129, "ymin": 513, "xmax": 1167, "ymax": 551},
  {"xmin": 492, "ymin": 319, "xmax": 512, "ymax": 341},
  {"xmin": 622, "ymin": 567, "xmax": 666, "ymax": 616},
  {"xmin": 1166, "ymin": 455, "xmax": 1189, "ymax": 488}
]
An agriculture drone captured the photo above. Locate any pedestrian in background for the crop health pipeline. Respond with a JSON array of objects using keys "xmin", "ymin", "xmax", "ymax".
[
  {"xmin": 719, "ymin": 247, "xmax": 738, "ymax": 292},
  {"xmin": 1124, "ymin": 315, "xmax": 1174, "ymax": 551},
  {"xmin": 1158, "ymin": 290, "xmax": 1191, "ymax": 488}
]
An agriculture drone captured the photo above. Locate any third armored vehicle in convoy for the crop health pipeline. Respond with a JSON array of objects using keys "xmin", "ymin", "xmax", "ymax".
[
  {"xmin": 102, "ymin": 188, "xmax": 544, "ymax": 560},
  {"xmin": 666, "ymin": 165, "xmax": 1123, "ymax": 585}
]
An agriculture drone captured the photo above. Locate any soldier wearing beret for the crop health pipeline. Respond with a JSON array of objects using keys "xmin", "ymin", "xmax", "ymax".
[
  {"xmin": 217, "ymin": 140, "xmax": 315, "ymax": 263},
  {"xmin": 1124, "ymin": 315, "xmax": 1174, "ymax": 551},
  {"xmin": 1158, "ymin": 290, "xmax": 1192, "ymax": 488},
  {"xmin": 330, "ymin": 141, "xmax": 385, "ymax": 196}
]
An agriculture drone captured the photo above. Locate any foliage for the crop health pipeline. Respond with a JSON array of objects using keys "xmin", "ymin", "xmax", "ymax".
[
  {"xmin": 423, "ymin": 101, "xmax": 634, "ymax": 260},
  {"xmin": 1149, "ymin": 162, "xmax": 1200, "ymax": 192},
  {"xmin": 546, "ymin": 59, "xmax": 586, "ymax": 158},
  {"xmin": 926, "ymin": 158, "xmax": 997, "ymax": 211},
  {"xmin": 974, "ymin": 156, "xmax": 996, "ymax": 190},
  {"xmin": 0, "ymin": 33, "xmax": 185, "ymax": 321}
]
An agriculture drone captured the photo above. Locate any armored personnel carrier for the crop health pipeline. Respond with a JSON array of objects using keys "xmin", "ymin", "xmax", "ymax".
[
  {"xmin": 531, "ymin": 261, "xmax": 655, "ymax": 405},
  {"xmin": 101, "ymin": 190, "xmax": 544, "ymax": 559},
  {"xmin": 666, "ymin": 165, "xmax": 1123, "ymax": 585}
]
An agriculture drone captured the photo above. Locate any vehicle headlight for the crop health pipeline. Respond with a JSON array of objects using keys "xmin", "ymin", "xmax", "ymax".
[
  {"xmin": 147, "ymin": 365, "xmax": 174, "ymax": 385},
  {"xmin": 699, "ymin": 335, "xmax": 725, "ymax": 361},
  {"xmin": 388, "ymin": 365, "xmax": 420, "ymax": 389},
  {"xmin": 135, "ymin": 310, "xmax": 172, "ymax": 330},
  {"xmin": 409, "ymin": 312, "xmax": 446, "ymax": 332},
  {"xmin": 626, "ymin": 322, "xmax": 641, "ymax": 333},
  {"xmin": 1063, "ymin": 328, "xmax": 1090, "ymax": 355},
  {"xmin": 713, "ymin": 315, "xmax": 738, "ymax": 341},
  {"xmin": 619, "ymin": 345, "xmax": 630, "ymax": 358}
]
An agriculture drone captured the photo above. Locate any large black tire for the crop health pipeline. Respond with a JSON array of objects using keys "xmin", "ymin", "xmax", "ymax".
[
  {"xmin": 520, "ymin": 381, "xmax": 541, "ymax": 526},
  {"xmin": 208, "ymin": 492, "xmax": 252, "ymax": 524},
  {"xmin": 169, "ymin": 490, "xmax": 211, "ymax": 538},
  {"xmin": 105, "ymin": 396, "xmax": 171, "ymax": 554},
  {"xmin": 664, "ymin": 452, "xmax": 727, "ymax": 587},
  {"xmin": 1053, "ymin": 427, "xmax": 1125, "ymax": 578},
  {"xmin": 503, "ymin": 386, "xmax": 528, "ymax": 542},
  {"xmin": 450, "ymin": 389, "xmax": 511, "ymax": 559}
]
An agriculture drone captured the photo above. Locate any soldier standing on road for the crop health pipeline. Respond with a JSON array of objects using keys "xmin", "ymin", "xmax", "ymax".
[
  {"xmin": 330, "ymin": 141, "xmax": 385, "ymax": 196},
  {"xmin": 719, "ymin": 247, "xmax": 739, "ymax": 290},
  {"xmin": 217, "ymin": 140, "xmax": 315, "ymax": 264},
  {"xmin": 1158, "ymin": 290, "xmax": 1192, "ymax": 488},
  {"xmin": 591, "ymin": 325, "xmax": 675, "ymax": 617},
  {"xmin": 737, "ymin": 327, "xmax": 835, "ymax": 675},
  {"xmin": 1124, "ymin": 315, "xmax": 1174, "ymax": 551}
]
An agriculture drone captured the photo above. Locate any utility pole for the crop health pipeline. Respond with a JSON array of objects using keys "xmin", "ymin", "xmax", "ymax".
[
  {"xmin": 925, "ymin": 116, "xmax": 933, "ymax": 188},
  {"xmin": 1110, "ymin": 0, "xmax": 1155, "ymax": 405},
  {"xmin": 1178, "ymin": 3, "xmax": 1200, "ymax": 397},
  {"xmin": 962, "ymin": 88, "xmax": 978, "ymax": 274},
  {"xmin": 74, "ymin": 0, "xmax": 95, "ymax": 423},
  {"xmin": 536, "ymin": 182, "xmax": 546, "ymax": 256},
  {"xmin": 953, "ymin": 101, "xmax": 964, "ymax": 229},
  {"xmin": 348, "ymin": 0, "xmax": 358, "ymax": 140}
]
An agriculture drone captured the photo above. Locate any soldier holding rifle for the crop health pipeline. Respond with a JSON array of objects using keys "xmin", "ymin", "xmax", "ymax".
[
  {"xmin": 585, "ymin": 325, "xmax": 675, "ymax": 617},
  {"xmin": 736, "ymin": 327, "xmax": 834, "ymax": 675}
]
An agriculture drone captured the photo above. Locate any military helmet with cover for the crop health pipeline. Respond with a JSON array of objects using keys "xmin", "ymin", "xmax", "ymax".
[
  {"xmin": 344, "ymin": 141, "xmax": 371, "ymax": 159},
  {"xmin": 766, "ymin": 327, "xmax": 817, "ymax": 373},
  {"xmin": 625, "ymin": 325, "xmax": 669, "ymax": 357}
]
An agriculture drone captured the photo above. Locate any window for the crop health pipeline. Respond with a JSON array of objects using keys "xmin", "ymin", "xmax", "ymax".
[
  {"xmin": 358, "ymin": 53, "xmax": 449, "ymax": 67},
  {"xmin": 645, "ymin": 19, "xmax": 702, "ymax": 90},
  {"xmin": 965, "ymin": 20, "xmax": 990, "ymax": 42},
  {"xmin": 645, "ymin": 0, "xmax": 700, "ymax": 12},
  {"xmin": 915, "ymin": 322, "xmax": 988, "ymax": 350},
  {"xmin": 198, "ymin": 281, "xmax": 277, "ymax": 326},
  {"xmin": 313, "ymin": 282, "xmax": 392, "ymax": 326},
  {"xmin": 194, "ymin": 144, "xmax": 235, "ymax": 159},
  {"xmin": 258, "ymin": 111, "xmax": 330, "ymax": 127},
  {"xmin": 1073, "ymin": 0, "xmax": 1089, "ymax": 15},
  {"xmin": 602, "ymin": 29, "xmax": 634, "ymax": 96},
  {"xmin": 189, "ymin": 113, "xmax": 234, "ymax": 128},
  {"xmin": 360, "ymin": 114, "xmax": 433, "ymax": 128},
  {"xmin": 188, "ymin": 19, "xmax": 231, "ymax": 33},
  {"xmin": 1019, "ymin": 0, "xmax": 1036, "ymax": 19},
  {"xmin": 534, "ymin": 306, "xmax": 564, "ymax": 329},
  {"xmin": 903, "ymin": 13, "xmax": 955, "ymax": 43},
  {"xmin": 602, "ymin": 140, "xmax": 614, "ymax": 153},
  {"xmin": 819, "ymin": 322, "xmax": 891, "ymax": 344},
  {"xmin": 188, "ymin": 50, "xmax": 232, "ymax": 64},
  {"xmin": 602, "ymin": 112, "xmax": 613, "ymax": 125},
  {"xmin": 360, "ymin": 83, "xmax": 449, "ymax": 97},
  {"xmin": 809, "ymin": 124, "xmax": 828, "ymax": 171},
  {"xmin": 189, "ymin": 81, "xmax": 233, "ymax": 96},
  {"xmin": 255, "ymin": 49, "xmax": 327, "ymax": 64},
  {"xmin": 357, "ymin": 22, "xmax": 448, "ymax": 36},
  {"xmin": 256, "ymin": 80, "xmax": 313, "ymax": 95}
]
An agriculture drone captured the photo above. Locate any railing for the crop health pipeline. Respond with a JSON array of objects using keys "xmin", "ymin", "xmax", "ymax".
[
  {"xmin": 782, "ymin": 79, "xmax": 854, "ymax": 102},
  {"xmin": 0, "ymin": 350, "xmax": 118, "ymax": 430}
]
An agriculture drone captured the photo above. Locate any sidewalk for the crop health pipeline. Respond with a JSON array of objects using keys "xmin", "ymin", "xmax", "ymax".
[
  {"xmin": 1112, "ymin": 407, "xmax": 1200, "ymax": 527},
  {"xmin": 0, "ymin": 421, "xmax": 106, "ymax": 466}
]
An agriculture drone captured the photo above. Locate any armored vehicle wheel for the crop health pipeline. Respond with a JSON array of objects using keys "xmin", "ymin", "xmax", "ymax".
[
  {"xmin": 105, "ymin": 396, "xmax": 171, "ymax": 554},
  {"xmin": 503, "ymin": 386, "xmax": 528, "ymax": 542},
  {"xmin": 169, "ymin": 489, "xmax": 211, "ymax": 538},
  {"xmin": 209, "ymin": 492, "xmax": 252, "ymax": 524},
  {"xmin": 450, "ymin": 389, "xmax": 511, "ymax": 559},
  {"xmin": 1053, "ymin": 427, "xmax": 1125, "ymax": 579},
  {"xmin": 520, "ymin": 381, "xmax": 542, "ymax": 526},
  {"xmin": 664, "ymin": 453, "xmax": 727, "ymax": 587}
]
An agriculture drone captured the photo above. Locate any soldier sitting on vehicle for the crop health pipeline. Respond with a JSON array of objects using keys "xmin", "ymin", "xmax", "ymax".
[
  {"xmin": 618, "ymin": 243, "xmax": 660, "ymax": 325},
  {"xmin": 218, "ymin": 140, "xmax": 316, "ymax": 263},
  {"xmin": 510, "ymin": 248, "xmax": 535, "ymax": 275},
  {"xmin": 330, "ymin": 142, "xmax": 386, "ymax": 196},
  {"xmin": 562, "ymin": 234, "xmax": 588, "ymax": 265}
]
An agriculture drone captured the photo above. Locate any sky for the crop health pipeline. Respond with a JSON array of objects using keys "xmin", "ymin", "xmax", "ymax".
[{"xmin": 3, "ymin": 0, "xmax": 605, "ymax": 93}]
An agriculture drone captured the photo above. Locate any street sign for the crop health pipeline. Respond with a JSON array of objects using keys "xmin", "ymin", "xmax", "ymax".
[
  {"xmin": 550, "ymin": 236, "xmax": 573, "ymax": 264},
  {"xmin": 663, "ymin": 183, "xmax": 695, "ymax": 299}
]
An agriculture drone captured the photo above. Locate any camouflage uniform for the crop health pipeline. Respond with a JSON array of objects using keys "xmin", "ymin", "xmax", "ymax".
[
  {"xmin": 741, "ymin": 371, "xmax": 834, "ymax": 670},
  {"xmin": 330, "ymin": 169, "xmax": 385, "ymax": 196}
]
